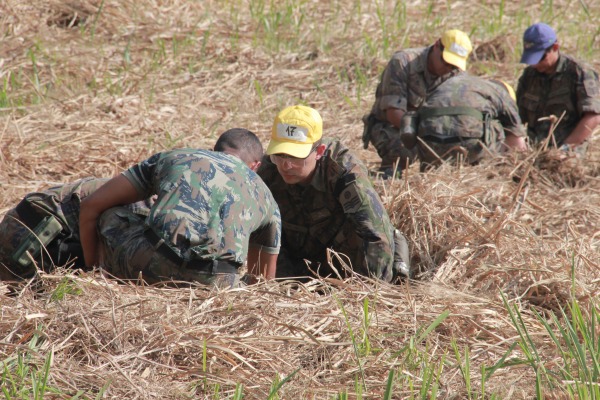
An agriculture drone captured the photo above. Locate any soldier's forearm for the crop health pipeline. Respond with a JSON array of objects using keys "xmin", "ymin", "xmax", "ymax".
[{"xmin": 563, "ymin": 112, "xmax": 600, "ymax": 145}]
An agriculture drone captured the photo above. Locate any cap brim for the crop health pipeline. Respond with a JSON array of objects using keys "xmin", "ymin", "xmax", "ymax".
[
  {"xmin": 266, "ymin": 140, "xmax": 313, "ymax": 158},
  {"xmin": 442, "ymin": 51, "xmax": 467, "ymax": 71},
  {"xmin": 520, "ymin": 49, "xmax": 545, "ymax": 65}
]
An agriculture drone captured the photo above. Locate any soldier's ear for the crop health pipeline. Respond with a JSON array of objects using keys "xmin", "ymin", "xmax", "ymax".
[
  {"xmin": 248, "ymin": 160, "xmax": 261, "ymax": 172},
  {"xmin": 314, "ymin": 144, "xmax": 327, "ymax": 160}
]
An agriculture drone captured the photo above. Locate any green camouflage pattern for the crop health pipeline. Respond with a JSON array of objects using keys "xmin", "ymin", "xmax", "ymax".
[
  {"xmin": 365, "ymin": 122, "xmax": 417, "ymax": 170},
  {"xmin": 366, "ymin": 46, "xmax": 460, "ymax": 167},
  {"xmin": 99, "ymin": 149, "xmax": 281, "ymax": 284},
  {"xmin": 0, "ymin": 177, "xmax": 151, "ymax": 280},
  {"xmin": 517, "ymin": 53, "xmax": 600, "ymax": 145},
  {"xmin": 98, "ymin": 207, "xmax": 240, "ymax": 288},
  {"xmin": 417, "ymin": 73, "xmax": 526, "ymax": 166},
  {"xmin": 258, "ymin": 138, "xmax": 399, "ymax": 282}
]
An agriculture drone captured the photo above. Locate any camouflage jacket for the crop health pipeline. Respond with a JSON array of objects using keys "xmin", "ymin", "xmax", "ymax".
[
  {"xmin": 257, "ymin": 138, "xmax": 395, "ymax": 278},
  {"xmin": 418, "ymin": 73, "xmax": 526, "ymax": 141},
  {"xmin": 517, "ymin": 53, "xmax": 600, "ymax": 144},
  {"xmin": 370, "ymin": 46, "xmax": 462, "ymax": 122},
  {"xmin": 123, "ymin": 149, "xmax": 281, "ymax": 265}
]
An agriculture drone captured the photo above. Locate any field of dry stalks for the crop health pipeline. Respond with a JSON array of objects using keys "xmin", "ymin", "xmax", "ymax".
[{"xmin": 1, "ymin": 1, "xmax": 599, "ymax": 399}]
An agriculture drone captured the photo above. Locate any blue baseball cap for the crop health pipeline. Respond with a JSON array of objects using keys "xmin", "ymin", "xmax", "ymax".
[{"xmin": 520, "ymin": 23, "xmax": 557, "ymax": 65}]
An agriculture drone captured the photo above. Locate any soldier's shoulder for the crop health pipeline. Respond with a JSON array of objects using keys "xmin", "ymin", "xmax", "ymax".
[
  {"xmin": 324, "ymin": 139, "xmax": 369, "ymax": 182},
  {"xmin": 388, "ymin": 47, "xmax": 427, "ymax": 65},
  {"xmin": 560, "ymin": 54, "xmax": 598, "ymax": 76}
]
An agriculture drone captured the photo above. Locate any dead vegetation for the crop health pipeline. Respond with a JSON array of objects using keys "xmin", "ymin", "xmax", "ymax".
[{"xmin": 1, "ymin": 0, "xmax": 599, "ymax": 398}]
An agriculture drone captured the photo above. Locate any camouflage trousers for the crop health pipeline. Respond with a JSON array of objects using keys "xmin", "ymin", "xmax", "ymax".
[
  {"xmin": 97, "ymin": 207, "xmax": 240, "ymax": 289},
  {"xmin": 0, "ymin": 209, "xmax": 45, "ymax": 280},
  {"xmin": 369, "ymin": 121, "xmax": 418, "ymax": 170},
  {"xmin": 0, "ymin": 178, "xmax": 109, "ymax": 280},
  {"xmin": 275, "ymin": 227, "xmax": 410, "ymax": 282}
]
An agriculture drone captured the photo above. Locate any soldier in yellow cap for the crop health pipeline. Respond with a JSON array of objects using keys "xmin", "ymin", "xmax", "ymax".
[
  {"xmin": 362, "ymin": 29, "xmax": 473, "ymax": 178},
  {"xmin": 258, "ymin": 104, "xmax": 411, "ymax": 281}
]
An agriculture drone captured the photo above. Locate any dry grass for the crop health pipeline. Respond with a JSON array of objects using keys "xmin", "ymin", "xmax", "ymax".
[{"xmin": 1, "ymin": 0, "xmax": 599, "ymax": 398}]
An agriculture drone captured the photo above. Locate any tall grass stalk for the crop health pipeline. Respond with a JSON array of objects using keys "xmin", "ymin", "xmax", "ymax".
[
  {"xmin": 392, "ymin": 309, "xmax": 450, "ymax": 397},
  {"xmin": 89, "ymin": 0, "xmax": 106, "ymax": 39},
  {"xmin": 266, "ymin": 367, "xmax": 299, "ymax": 400},
  {"xmin": 501, "ymin": 292, "xmax": 549, "ymax": 398},
  {"xmin": 0, "ymin": 327, "xmax": 77, "ymax": 399},
  {"xmin": 336, "ymin": 296, "xmax": 367, "ymax": 390},
  {"xmin": 27, "ymin": 46, "xmax": 42, "ymax": 104},
  {"xmin": 451, "ymin": 338, "xmax": 479, "ymax": 399},
  {"xmin": 533, "ymin": 298, "xmax": 600, "ymax": 398}
]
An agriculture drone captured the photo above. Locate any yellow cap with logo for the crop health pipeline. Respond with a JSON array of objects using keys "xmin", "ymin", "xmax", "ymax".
[
  {"xmin": 488, "ymin": 78, "xmax": 517, "ymax": 102},
  {"xmin": 267, "ymin": 105, "xmax": 323, "ymax": 158},
  {"xmin": 441, "ymin": 29, "xmax": 472, "ymax": 71}
]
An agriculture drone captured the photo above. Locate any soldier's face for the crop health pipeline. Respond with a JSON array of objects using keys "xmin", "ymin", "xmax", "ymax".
[
  {"xmin": 271, "ymin": 144, "xmax": 326, "ymax": 185},
  {"xmin": 429, "ymin": 41, "xmax": 458, "ymax": 77},
  {"xmin": 532, "ymin": 44, "xmax": 559, "ymax": 74}
]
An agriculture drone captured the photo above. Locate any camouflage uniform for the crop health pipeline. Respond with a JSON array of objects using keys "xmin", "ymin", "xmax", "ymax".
[
  {"xmin": 415, "ymin": 73, "xmax": 526, "ymax": 168},
  {"xmin": 98, "ymin": 149, "xmax": 281, "ymax": 287},
  {"xmin": 517, "ymin": 53, "xmax": 600, "ymax": 146},
  {"xmin": 258, "ymin": 138, "xmax": 409, "ymax": 282},
  {"xmin": 0, "ymin": 178, "xmax": 151, "ymax": 280},
  {"xmin": 364, "ymin": 46, "xmax": 461, "ymax": 169}
]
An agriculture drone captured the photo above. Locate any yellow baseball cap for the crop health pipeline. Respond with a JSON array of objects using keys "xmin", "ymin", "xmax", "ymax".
[
  {"xmin": 266, "ymin": 105, "xmax": 323, "ymax": 158},
  {"xmin": 441, "ymin": 29, "xmax": 472, "ymax": 71},
  {"xmin": 489, "ymin": 79, "xmax": 517, "ymax": 102}
]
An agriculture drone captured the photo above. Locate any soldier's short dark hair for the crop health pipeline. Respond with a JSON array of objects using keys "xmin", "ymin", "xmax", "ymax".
[{"xmin": 214, "ymin": 128, "xmax": 264, "ymax": 164}]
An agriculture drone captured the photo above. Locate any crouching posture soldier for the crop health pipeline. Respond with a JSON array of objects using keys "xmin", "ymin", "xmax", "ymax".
[
  {"xmin": 517, "ymin": 23, "xmax": 600, "ymax": 155},
  {"xmin": 0, "ymin": 178, "xmax": 152, "ymax": 281},
  {"xmin": 80, "ymin": 129, "xmax": 281, "ymax": 288},
  {"xmin": 258, "ymin": 105, "xmax": 411, "ymax": 281},
  {"xmin": 363, "ymin": 29, "xmax": 473, "ymax": 178},
  {"xmin": 400, "ymin": 74, "xmax": 527, "ymax": 170}
]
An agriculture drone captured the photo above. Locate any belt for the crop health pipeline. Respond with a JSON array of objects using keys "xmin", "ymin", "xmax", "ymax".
[
  {"xmin": 144, "ymin": 229, "xmax": 239, "ymax": 274},
  {"xmin": 422, "ymin": 135, "xmax": 477, "ymax": 144}
]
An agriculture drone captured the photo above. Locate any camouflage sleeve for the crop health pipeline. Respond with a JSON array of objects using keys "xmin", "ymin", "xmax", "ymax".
[
  {"xmin": 493, "ymin": 85, "xmax": 526, "ymax": 138},
  {"xmin": 121, "ymin": 152, "xmax": 163, "ymax": 198},
  {"xmin": 337, "ymin": 171, "xmax": 395, "ymax": 277},
  {"xmin": 247, "ymin": 166, "xmax": 281, "ymax": 255},
  {"xmin": 378, "ymin": 52, "xmax": 411, "ymax": 113},
  {"xmin": 575, "ymin": 64, "xmax": 600, "ymax": 115},
  {"xmin": 50, "ymin": 177, "xmax": 111, "ymax": 201},
  {"xmin": 248, "ymin": 202, "xmax": 281, "ymax": 255}
]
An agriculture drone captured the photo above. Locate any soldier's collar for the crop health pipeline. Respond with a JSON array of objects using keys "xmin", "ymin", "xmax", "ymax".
[
  {"xmin": 554, "ymin": 53, "xmax": 568, "ymax": 73},
  {"xmin": 418, "ymin": 45, "xmax": 433, "ymax": 74},
  {"xmin": 310, "ymin": 156, "xmax": 328, "ymax": 192}
]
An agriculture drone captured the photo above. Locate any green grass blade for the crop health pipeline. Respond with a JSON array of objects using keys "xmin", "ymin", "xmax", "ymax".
[{"xmin": 266, "ymin": 367, "xmax": 300, "ymax": 400}]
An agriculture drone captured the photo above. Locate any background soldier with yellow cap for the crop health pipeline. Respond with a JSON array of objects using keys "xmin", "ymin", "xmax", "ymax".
[
  {"xmin": 258, "ymin": 104, "xmax": 410, "ymax": 281},
  {"xmin": 517, "ymin": 22, "xmax": 600, "ymax": 154},
  {"xmin": 362, "ymin": 29, "xmax": 473, "ymax": 178},
  {"xmin": 402, "ymin": 74, "xmax": 528, "ymax": 169}
]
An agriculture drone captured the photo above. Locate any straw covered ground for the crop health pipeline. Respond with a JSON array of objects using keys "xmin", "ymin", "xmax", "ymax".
[{"xmin": 1, "ymin": 0, "xmax": 599, "ymax": 398}]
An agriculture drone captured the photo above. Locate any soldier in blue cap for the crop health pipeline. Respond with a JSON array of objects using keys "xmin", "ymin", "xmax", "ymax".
[{"xmin": 516, "ymin": 23, "xmax": 600, "ymax": 154}]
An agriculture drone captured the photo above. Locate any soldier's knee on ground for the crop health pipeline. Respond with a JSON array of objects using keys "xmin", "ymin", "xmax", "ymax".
[
  {"xmin": 0, "ymin": 211, "xmax": 47, "ymax": 280},
  {"xmin": 393, "ymin": 229, "xmax": 411, "ymax": 280}
]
